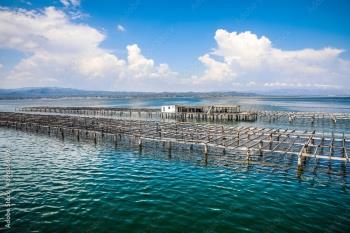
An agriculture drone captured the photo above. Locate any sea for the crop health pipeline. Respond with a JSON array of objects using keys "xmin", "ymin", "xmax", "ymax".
[{"xmin": 0, "ymin": 96, "xmax": 350, "ymax": 233}]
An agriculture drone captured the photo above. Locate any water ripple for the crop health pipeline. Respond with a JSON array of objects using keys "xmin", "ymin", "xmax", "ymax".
[{"xmin": 0, "ymin": 129, "xmax": 349, "ymax": 233}]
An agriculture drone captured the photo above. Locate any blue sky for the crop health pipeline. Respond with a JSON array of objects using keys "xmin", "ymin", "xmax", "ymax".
[{"xmin": 0, "ymin": 0, "xmax": 349, "ymax": 93}]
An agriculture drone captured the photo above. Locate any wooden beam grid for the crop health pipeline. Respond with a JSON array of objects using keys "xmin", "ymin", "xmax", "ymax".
[
  {"xmin": 256, "ymin": 111, "xmax": 350, "ymax": 126},
  {"xmin": 1, "ymin": 112, "xmax": 350, "ymax": 163}
]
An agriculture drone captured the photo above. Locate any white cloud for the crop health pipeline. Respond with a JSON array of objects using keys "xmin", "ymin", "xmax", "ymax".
[
  {"xmin": 0, "ymin": 7, "xmax": 177, "ymax": 91},
  {"xmin": 60, "ymin": 0, "xmax": 86, "ymax": 19},
  {"xmin": 247, "ymin": 81, "xmax": 256, "ymax": 87},
  {"xmin": 60, "ymin": 0, "xmax": 80, "ymax": 8},
  {"xmin": 263, "ymin": 82, "xmax": 340, "ymax": 89},
  {"xmin": 195, "ymin": 29, "xmax": 350, "ymax": 92},
  {"xmin": 0, "ymin": 63, "xmax": 3, "ymax": 69},
  {"xmin": 117, "ymin": 24, "xmax": 125, "ymax": 32},
  {"xmin": 0, "ymin": 5, "xmax": 349, "ymax": 93},
  {"xmin": 126, "ymin": 44, "xmax": 176, "ymax": 78},
  {"xmin": 196, "ymin": 54, "xmax": 233, "ymax": 81}
]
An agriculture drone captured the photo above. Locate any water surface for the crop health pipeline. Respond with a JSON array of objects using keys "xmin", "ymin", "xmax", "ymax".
[
  {"xmin": 1, "ymin": 96, "xmax": 350, "ymax": 232},
  {"xmin": 0, "ymin": 129, "xmax": 349, "ymax": 232}
]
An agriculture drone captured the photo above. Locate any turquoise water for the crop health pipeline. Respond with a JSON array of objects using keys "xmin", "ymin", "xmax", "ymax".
[
  {"xmin": 0, "ymin": 129, "xmax": 349, "ymax": 232},
  {"xmin": 1, "ymin": 96, "xmax": 350, "ymax": 232}
]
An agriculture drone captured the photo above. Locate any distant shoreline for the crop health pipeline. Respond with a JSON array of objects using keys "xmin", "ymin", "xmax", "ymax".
[{"xmin": 1, "ymin": 87, "xmax": 350, "ymax": 100}]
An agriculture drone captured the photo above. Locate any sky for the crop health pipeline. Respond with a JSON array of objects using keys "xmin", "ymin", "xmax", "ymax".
[{"xmin": 0, "ymin": 0, "xmax": 349, "ymax": 94}]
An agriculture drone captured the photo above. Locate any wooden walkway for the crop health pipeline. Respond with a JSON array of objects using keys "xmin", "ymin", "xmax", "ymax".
[
  {"xmin": 20, "ymin": 106, "xmax": 258, "ymax": 122},
  {"xmin": 1, "ymin": 112, "xmax": 349, "ymax": 168}
]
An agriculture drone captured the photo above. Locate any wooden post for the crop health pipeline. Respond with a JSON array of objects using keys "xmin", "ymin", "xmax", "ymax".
[
  {"xmin": 330, "ymin": 132, "xmax": 335, "ymax": 161},
  {"xmin": 204, "ymin": 143, "xmax": 208, "ymax": 165},
  {"xmin": 138, "ymin": 138, "xmax": 142, "ymax": 152},
  {"xmin": 168, "ymin": 141, "xmax": 172, "ymax": 154},
  {"xmin": 259, "ymin": 140, "xmax": 263, "ymax": 156},
  {"xmin": 342, "ymin": 133, "xmax": 345, "ymax": 158},
  {"xmin": 298, "ymin": 144, "xmax": 307, "ymax": 167},
  {"xmin": 204, "ymin": 143, "xmax": 208, "ymax": 155},
  {"xmin": 77, "ymin": 129, "xmax": 80, "ymax": 141},
  {"xmin": 113, "ymin": 134, "xmax": 117, "ymax": 147},
  {"xmin": 60, "ymin": 128, "xmax": 64, "ymax": 140}
]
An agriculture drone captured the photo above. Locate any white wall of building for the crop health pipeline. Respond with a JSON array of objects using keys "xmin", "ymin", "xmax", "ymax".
[{"xmin": 161, "ymin": 105, "xmax": 176, "ymax": 113}]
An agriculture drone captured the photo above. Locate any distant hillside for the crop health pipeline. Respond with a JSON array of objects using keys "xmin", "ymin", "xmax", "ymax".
[
  {"xmin": 0, "ymin": 87, "xmax": 256, "ymax": 99},
  {"xmin": 2, "ymin": 87, "xmax": 346, "ymax": 99},
  {"xmin": 0, "ymin": 87, "xmax": 108, "ymax": 99}
]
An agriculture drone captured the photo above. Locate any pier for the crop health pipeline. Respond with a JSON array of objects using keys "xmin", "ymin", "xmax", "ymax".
[
  {"xmin": 161, "ymin": 104, "xmax": 257, "ymax": 121},
  {"xmin": 1, "ymin": 112, "xmax": 348, "ymax": 170},
  {"xmin": 20, "ymin": 107, "xmax": 350, "ymax": 125},
  {"xmin": 20, "ymin": 106, "xmax": 258, "ymax": 122}
]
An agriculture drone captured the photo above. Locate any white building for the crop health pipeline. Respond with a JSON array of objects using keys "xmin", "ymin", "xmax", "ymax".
[
  {"xmin": 161, "ymin": 105, "xmax": 177, "ymax": 113},
  {"xmin": 161, "ymin": 104, "xmax": 241, "ymax": 114}
]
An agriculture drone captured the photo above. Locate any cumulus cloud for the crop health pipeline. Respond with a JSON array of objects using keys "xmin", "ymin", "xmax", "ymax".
[
  {"xmin": 195, "ymin": 29, "xmax": 350, "ymax": 92},
  {"xmin": 117, "ymin": 24, "xmax": 125, "ymax": 32},
  {"xmin": 0, "ymin": 5, "xmax": 349, "ymax": 93},
  {"xmin": 0, "ymin": 7, "xmax": 177, "ymax": 91},
  {"xmin": 126, "ymin": 44, "xmax": 176, "ymax": 78}
]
